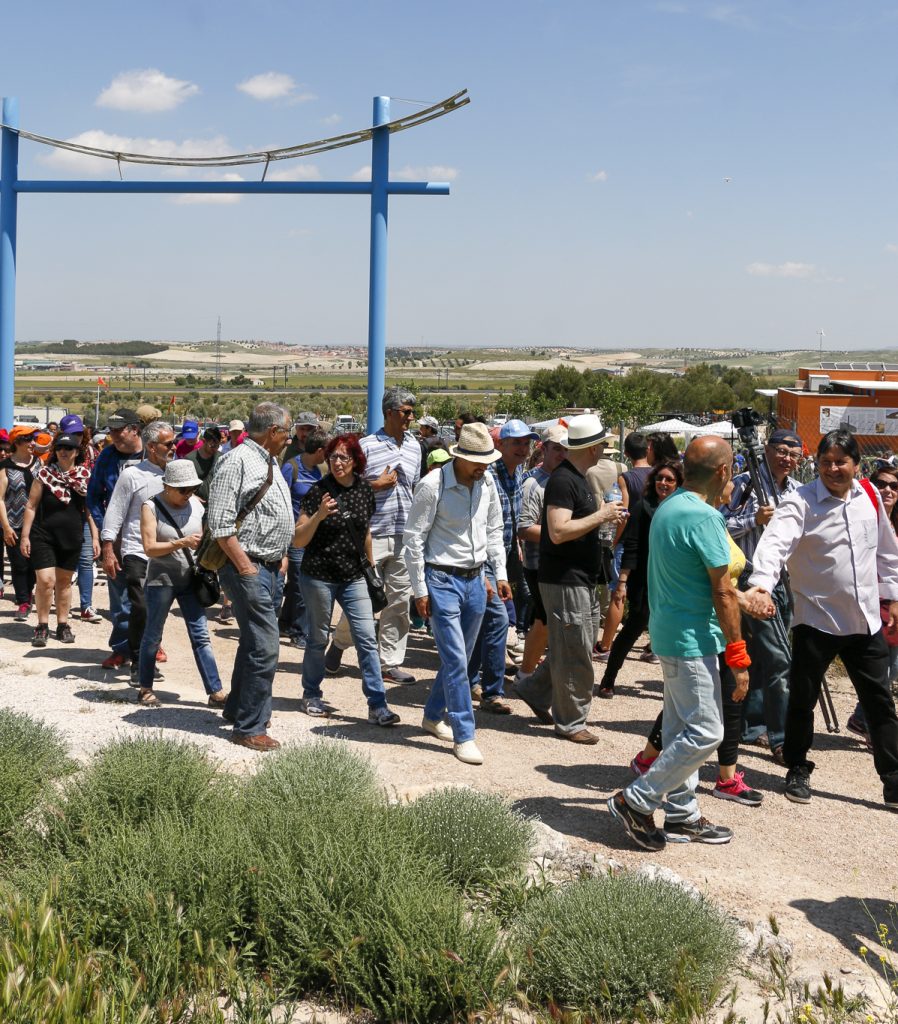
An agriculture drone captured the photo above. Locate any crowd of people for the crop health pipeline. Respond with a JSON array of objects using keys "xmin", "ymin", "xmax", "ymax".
[{"xmin": 1, "ymin": 391, "xmax": 897, "ymax": 845}]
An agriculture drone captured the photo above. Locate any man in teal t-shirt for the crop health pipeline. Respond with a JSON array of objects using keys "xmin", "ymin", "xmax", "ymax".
[{"xmin": 608, "ymin": 436, "xmax": 751, "ymax": 851}]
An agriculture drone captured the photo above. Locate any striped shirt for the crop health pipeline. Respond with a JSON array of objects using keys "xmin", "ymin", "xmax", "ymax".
[
  {"xmin": 489, "ymin": 458, "xmax": 524, "ymax": 553},
  {"xmin": 358, "ymin": 428, "xmax": 421, "ymax": 537},
  {"xmin": 207, "ymin": 438, "xmax": 294, "ymax": 561},
  {"xmin": 723, "ymin": 464, "xmax": 799, "ymax": 561}
]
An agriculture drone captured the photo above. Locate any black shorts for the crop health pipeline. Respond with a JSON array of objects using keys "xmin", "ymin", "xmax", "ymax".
[
  {"xmin": 29, "ymin": 531, "xmax": 80, "ymax": 573},
  {"xmin": 523, "ymin": 567, "xmax": 546, "ymax": 626}
]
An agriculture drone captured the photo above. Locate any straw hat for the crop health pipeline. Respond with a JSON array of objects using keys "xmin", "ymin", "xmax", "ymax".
[
  {"xmin": 450, "ymin": 422, "xmax": 502, "ymax": 464},
  {"xmin": 162, "ymin": 460, "xmax": 203, "ymax": 489},
  {"xmin": 561, "ymin": 414, "xmax": 612, "ymax": 450}
]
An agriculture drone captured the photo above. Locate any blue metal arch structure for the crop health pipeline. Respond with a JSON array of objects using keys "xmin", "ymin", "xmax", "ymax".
[{"xmin": 0, "ymin": 91, "xmax": 469, "ymax": 431}]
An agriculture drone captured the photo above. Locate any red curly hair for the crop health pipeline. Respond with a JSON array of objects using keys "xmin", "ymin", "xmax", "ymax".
[{"xmin": 324, "ymin": 433, "xmax": 366, "ymax": 474}]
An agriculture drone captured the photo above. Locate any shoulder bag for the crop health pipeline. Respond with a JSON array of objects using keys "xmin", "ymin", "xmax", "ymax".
[
  {"xmin": 153, "ymin": 497, "xmax": 222, "ymax": 608},
  {"xmin": 325, "ymin": 479, "xmax": 388, "ymax": 614},
  {"xmin": 198, "ymin": 459, "xmax": 274, "ymax": 571}
]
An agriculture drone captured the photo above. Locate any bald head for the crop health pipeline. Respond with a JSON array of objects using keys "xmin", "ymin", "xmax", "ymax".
[{"xmin": 683, "ymin": 436, "xmax": 733, "ymax": 489}]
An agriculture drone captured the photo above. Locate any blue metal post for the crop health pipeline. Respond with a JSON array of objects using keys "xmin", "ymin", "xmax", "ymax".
[
  {"xmin": 0, "ymin": 98, "xmax": 19, "ymax": 429},
  {"xmin": 366, "ymin": 96, "xmax": 390, "ymax": 433}
]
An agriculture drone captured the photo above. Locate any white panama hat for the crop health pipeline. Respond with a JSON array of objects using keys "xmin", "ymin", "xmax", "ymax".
[
  {"xmin": 561, "ymin": 413, "xmax": 612, "ymax": 450},
  {"xmin": 449, "ymin": 422, "xmax": 502, "ymax": 464}
]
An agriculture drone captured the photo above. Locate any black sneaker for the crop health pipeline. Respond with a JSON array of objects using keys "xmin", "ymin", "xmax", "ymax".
[
  {"xmin": 31, "ymin": 623, "xmax": 49, "ymax": 648},
  {"xmin": 129, "ymin": 664, "xmax": 164, "ymax": 688},
  {"xmin": 324, "ymin": 643, "xmax": 343, "ymax": 675},
  {"xmin": 607, "ymin": 791, "xmax": 666, "ymax": 852},
  {"xmin": 884, "ymin": 775, "xmax": 898, "ymax": 810},
  {"xmin": 664, "ymin": 816, "xmax": 733, "ymax": 844},
  {"xmin": 56, "ymin": 623, "xmax": 75, "ymax": 644},
  {"xmin": 784, "ymin": 763, "xmax": 814, "ymax": 804}
]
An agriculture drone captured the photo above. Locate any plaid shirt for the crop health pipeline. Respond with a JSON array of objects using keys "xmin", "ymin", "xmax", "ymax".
[
  {"xmin": 207, "ymin": 438, "xmax": 294, "ymax": 561},
  {"xmin": 488, "ymin": 458, "xmax": 524, "ymax": 553}
]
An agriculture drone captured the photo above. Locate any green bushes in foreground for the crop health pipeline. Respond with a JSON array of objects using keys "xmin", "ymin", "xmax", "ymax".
[
  {"xmin": 0, "ymin": 725, "xmax": 739, "ymax": 1023},
  {"xmin": 514, "ymin": 873, "xmax": 738, "ymax": 1018}
]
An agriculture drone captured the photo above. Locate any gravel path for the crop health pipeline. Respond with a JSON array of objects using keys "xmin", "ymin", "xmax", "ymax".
[{"xmin": 2, "ymin": 589, "xmax": 896, "ymax": 993}]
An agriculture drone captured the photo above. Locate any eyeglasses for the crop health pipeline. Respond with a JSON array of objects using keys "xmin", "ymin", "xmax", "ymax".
[
  {"xmin": 874, "ymin": 480, "xmax": 898, "ymax": 491},
  {"xmin": 155, "ymin": 439, "xmax": 176, "ymax": 449},
  {"xmin": 770, "ymin": 446, "xmax": 801, "ymax": 460},
  {"xmin": 656, "ymin": 475, "xmax": 678, "ymax": 485},
  {"xmin": 394, "ymin": 408, "xmax": 415, "ymax": 418},
  {"xmin": 328, "ymin": 453, "xmax": 353, "ymax": 463}
]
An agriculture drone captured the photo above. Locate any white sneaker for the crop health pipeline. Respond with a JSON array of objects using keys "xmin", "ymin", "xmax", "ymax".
[
  {"xmin": 454, "ymin": 740, "xmax": 483, "ymax": 765},
  {"xmin": 422, "ymin": 716, "xmax": 453, "ymax": 742}
]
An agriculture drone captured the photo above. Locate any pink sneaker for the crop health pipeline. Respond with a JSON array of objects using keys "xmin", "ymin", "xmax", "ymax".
[
  {"xmin": 629, "ymin": 751, "xmax": 657, "ymax": 776},
  {"xmin": 712, "ymin": 771, "xmax": 763, "ymax": 807}
]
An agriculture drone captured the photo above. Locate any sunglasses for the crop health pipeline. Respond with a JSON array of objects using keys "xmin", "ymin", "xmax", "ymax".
[
  {"xmin": 874, "ymin": 480, "xmax": 898, "ymax": 491},
  {"xmin": 175, "ymin": 486, "xmax": 198, "ymax": 495},
  {"xmin": 156, "ymin": 439, "xmax": 177, "ymax": 449}
]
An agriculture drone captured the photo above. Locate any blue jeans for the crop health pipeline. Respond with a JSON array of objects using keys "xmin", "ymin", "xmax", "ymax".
[
  {"xmin": 138, "ymin": 579, "xmax": 223, "ymax": 694},
  {"xmin": 300, "ymin": 573, "xmax": 387, "ymax": 709},
  {"xmin": 624, "ymin": 654, "xmax": 724, "ymax": 824},
  {"xmin": 741, "ymin": 580, "xmax": 791, "ymax": 750},
  {"xmin": 107, "ymin": 568, "xmax": 131, "ymax": 655},
  {"xmin": 425, "ymin": 567, "xmax": 487, "ymax": 743},
  {"xmin": 220, "ymin": 561, "xmax": 281, "ymax": 736},
  {"xmin": 76, "ymin": 520, "xmax": 94, "ymax": 612},
  {"xmin": 467, "ymin": 567, "xmax": 509, "ymax": 701},
  {"xmin": 279, "ymin": 545, "xmax": 308, "ymax": 638}
]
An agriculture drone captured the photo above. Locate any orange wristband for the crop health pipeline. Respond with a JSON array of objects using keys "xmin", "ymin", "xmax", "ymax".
[{"xmin": 725, "ymin": 640, "xmax": 751, "ymax": 670}]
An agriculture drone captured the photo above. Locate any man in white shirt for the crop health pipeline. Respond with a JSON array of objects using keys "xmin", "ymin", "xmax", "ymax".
[
  {"xmin": 101, "ymin": 420, "xmax": 174, "ymax": 680},
  {"xmin": 403, "ymin": 422, "xmax": 511, "ymax": 766},
  {"xmin": 750, "ymin": 429, "xmax": 898, "ymax": 809}
]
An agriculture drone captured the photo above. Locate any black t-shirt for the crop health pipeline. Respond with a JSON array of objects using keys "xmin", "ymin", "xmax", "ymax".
[
  {"xmin": 300, "ymin": 475, "xmax": 376, "ymax": 583},
  {"xmin": 623, "ymin": 465, "xmax": 652, "ymax": 502},
  {"xmin": 33, "ymin": 487, "xmax": 85, "ymax": 550},
  {"xmin": 538, "ymin": 460, "xmax": 601, "ymax": 587}
]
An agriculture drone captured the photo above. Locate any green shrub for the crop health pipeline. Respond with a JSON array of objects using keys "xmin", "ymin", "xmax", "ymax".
[
  {"xmin": 514, "ymin": 873, "xmax": 737, "ymax": 1019},
  {"xmin": 400, "ymin": 787, "xmax": 533, "ymax": 891},
  {"xmin": 44, "ymin": 735, "xmax": 221, "ymax": 853},
  {"xmin": 243, "ymin": 743, "xmax": 511, "ymax": 1022},
  {"xmin": 0, "ymin": 709, "xmax": 74, "ymax": 858}
]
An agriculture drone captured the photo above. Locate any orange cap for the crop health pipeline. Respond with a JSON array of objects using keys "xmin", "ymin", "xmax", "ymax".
[{"xmin": 8, "ymin": 425, "xmax": 36, "ymax": 445}]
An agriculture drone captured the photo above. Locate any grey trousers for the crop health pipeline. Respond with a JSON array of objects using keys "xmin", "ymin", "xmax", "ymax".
[{"xmin": 516, "ymin": 580, "xmax": 599, "ymax": 735}]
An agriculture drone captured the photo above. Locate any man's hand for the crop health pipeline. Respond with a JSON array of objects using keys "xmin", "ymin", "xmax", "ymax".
[
  {"xmin": 415, "ymin": 595, "xmax": 430, "ymax": 619},
  {"xmin": 597, "ymin": 501, "xmax": 625, "ymax": 525},
  {"xmin": 101, "ymin": 541, "xmax": 120, "ymax": 579},
  {"xmin": 372, "ymin": 465, "xmax": 398, "ymax": 491},
  {"xmin": 888, "ymin": 601, "xmax": 898, "ymax": 637},
  {"xmin": 279, "ymin": 554, "xmax": 289, "ymax": 576},
  {"xmin": 731, "ymin": 668, "xmax": 750, "ymax": 702},
  {"xmin": 743, "ymin": 586, "xmax": 775, "ymax": 619},
  {"xmin": 497, "ymin": 579, "xmax": 513, "ymax": 601},
  {"xmin": 755, "ymin": 504, "xmax": 775, "ymax": 528},
  {"xmin": 611, "ymin": 583, "xmax": 627, "ymax": 609}
]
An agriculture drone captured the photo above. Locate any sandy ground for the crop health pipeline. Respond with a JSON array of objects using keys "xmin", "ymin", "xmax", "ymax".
[{"xmin": 1, "ymin": 582, "xmax": 896, "ymax": 1005}]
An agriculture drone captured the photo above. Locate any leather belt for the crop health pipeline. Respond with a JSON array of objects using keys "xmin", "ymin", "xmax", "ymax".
[
  {"xmin": 425, "ymin": 562, "xmax": 484, "ymax": 580},
  {"xmin": 248, "ymin": 555, "xmax": 282, "ymax": 572}
]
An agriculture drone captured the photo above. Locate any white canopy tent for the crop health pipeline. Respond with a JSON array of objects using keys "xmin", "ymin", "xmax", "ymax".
[
  {"xmin": 638, "ymin": 418, "xmax": 696, "ymax": 433},
  {"xmin": 686, "ymin": 421, "xmax": 738, "ymax": 440}
]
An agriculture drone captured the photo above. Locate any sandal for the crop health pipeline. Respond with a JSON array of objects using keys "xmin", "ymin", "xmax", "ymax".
[
  {"xmin": 138, "ymin": 688, "xmax": 160, "ymax": 707},
  {"xmin": 479, "ymin": 699, "xmax": 512, "ymax": 715}
]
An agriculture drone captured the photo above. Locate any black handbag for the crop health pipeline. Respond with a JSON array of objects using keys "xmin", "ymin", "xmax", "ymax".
[
  {"xmin": 326, "ymin": 483, "xmax": 388, "ymax": 614},
  {"xmin": 152, "ymin": 497, "xmax": 222, "ymax": 608}
]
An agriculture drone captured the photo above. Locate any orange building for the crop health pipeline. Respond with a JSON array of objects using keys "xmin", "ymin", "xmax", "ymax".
[{"xmin": 776, "ymin": 363, "xmax": 898, "ymax": 451}]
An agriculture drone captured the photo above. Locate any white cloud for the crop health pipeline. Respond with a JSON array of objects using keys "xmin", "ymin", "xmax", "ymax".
[
  {"xmin": 237, "ymin": 72, "xmax": 315, "ymax": 103},
  {"xmin": 588, "ymin": 169, "xmax": 609, "ymax": 183},
  {"xmin": 746, "ymin": 261, "xmax": 817, "ymax": 279},
  {"xmin": 266, "ymin": 164, "xmax": 322, "ymax": 182},
  {"xmin": 393, "ymin": 164, "xmax": 459, "ymax": 181},
  {"xmin": 350, "ymin": 166, "xmax": 372, "ymax": 181},
  {"xmin": 885, "ymin": 243, "xmax": 898, "ymax": 254},
  {"xmin": 96, "ymin": 69, "xmax": 199, "ymax": 113},
  {"xmin": 172, "ymin": 172, "xmax": 244, "ymax": 205},
  {"xmin": 707, "ymin": 4, "xmax": 754, "ymax": 29},
  {"xmin": 42, "ymin": 130, "xmax": 233, "ymax": 176},
  {"xmin": 321, "ymin": 114, "xmax": 342, "ymax": 126}
]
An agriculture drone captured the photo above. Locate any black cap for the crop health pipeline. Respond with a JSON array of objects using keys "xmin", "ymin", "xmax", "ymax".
[
  {"xmin": 54, "ymin": 433, "xmax": 81, "ymax": 449},
  {"xmin": 768, "ymin": 428, "xmax": 802, "ymax": 448},
  {"xmin": 107, "ymin": 408, "xmax": 141, "ymax": 428}
]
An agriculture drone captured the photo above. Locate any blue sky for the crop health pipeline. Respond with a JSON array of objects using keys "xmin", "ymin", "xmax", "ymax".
[{"xmin": 2, "ymin": 0, "xmax": 897, "ymax": 350}]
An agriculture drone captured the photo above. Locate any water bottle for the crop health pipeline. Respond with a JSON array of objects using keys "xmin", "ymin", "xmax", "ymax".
[{"xmin": 598, "ymin": 482, "xmax": 622, "ymax": 544}]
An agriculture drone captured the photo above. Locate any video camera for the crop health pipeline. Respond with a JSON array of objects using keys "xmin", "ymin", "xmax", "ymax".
[{"xmin": 730, "ymin": 406, "xmax": 763, "ymax": 435}]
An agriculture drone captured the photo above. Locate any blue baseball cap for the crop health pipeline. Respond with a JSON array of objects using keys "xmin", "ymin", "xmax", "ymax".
[
  {"xmin": 499, "ymin": 418, "xmax": 539, "ymax": 441},
  {"xmin": 180, "ymin": 419, "xmax": 199, "ymax": 439},
  {"xmin": 59, "ymin": 413, "xmax": 84, "ymax": 434}
]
